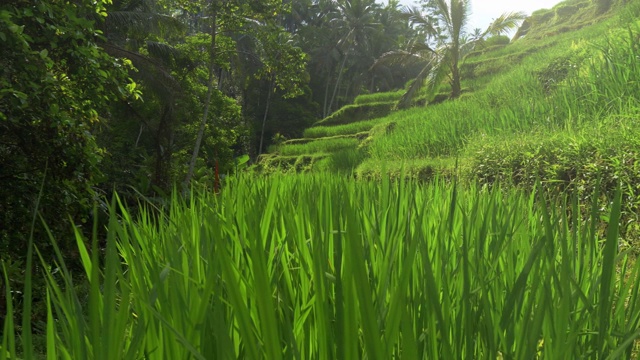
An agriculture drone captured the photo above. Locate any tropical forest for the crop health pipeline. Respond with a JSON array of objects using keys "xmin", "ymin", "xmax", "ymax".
[{"xmin": 2, "ymin": 0, "xmax": 640, "ymax": 358}]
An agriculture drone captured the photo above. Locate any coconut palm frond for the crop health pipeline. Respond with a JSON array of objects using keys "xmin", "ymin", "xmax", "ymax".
[
  {"xmin": 448, "ymin": 0, "xmax": 470, "ymax": 40},
  {"xmin": 459, "ymin": 38, "xmax": 478, "ymax": 57},
  {"xmin": 371, "ymin": 50, "xmax": 425, "ymax": 70},
  {"xmin": 407, "ymin": 40, "xmax": 435, "ymax": 54},
  {"xmin": 397, "ymin": 51, "xmax": 450, "ymax": 109},
  {"xmin": 434, "ymin": 0, "xmax": 452, "ymax": 29},
  {"xmin": 483, "ymin": 11, "xmax": 527, "ymax": 37},
  {"xmin": 424, "ymin": 52, "xmax": 453, "ymax": 100},
  {"xmin": 371, "ymin": 64, "xmax": 395, "ymax": 89},
  {"xmin": 146, "ymin": 41, "xmax": 182, "ymax": 65},
  {"xmin": 397, "ymin": 64, "xmax": 431, "ymax": 109},
  {"xmin": 401, "ymin": 5, "xmax": 437, "ymax": 34},
  {"xmin": 396, "ymin": 55, "xmax": 435, "ymax": 109},
  {"xmin": 106, "ymin": 11, "xmax": 185, "ymax": 36}
]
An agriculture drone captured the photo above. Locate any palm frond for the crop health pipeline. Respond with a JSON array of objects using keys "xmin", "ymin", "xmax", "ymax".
[
  {"xmin": 396, "ymin": 55, "xmax": 434, "ymax": 109},
  {"xmin": 483, "ymin": 11, "xmax": 526, "ymax": 37},
  {"xmin": 146, "ymin": 41, "xmax": 182, "ymax": 66},
  {"xmin": 106, "ymin": 11, "xmax": 185, "ymax": 36},
  {"xmin": 147, "ymin": 40, "xmax": 197, "ymax": 71},
  {"xmin": 407, "ymin": 40, "xmax": 435, "ymax": 54},
  {"xmin": 397, "ymin": 49, "xmax": 451, "ymax": 109},
  {"xmin": 371, "ymin": 50, "xmax": 426, "ymax": 70},
  {"xmin": 434, "ymin": 0, "xmax": 452, "ymax": 27},
  {"xmin": 426, "ymin": 51, "xmax": 453, "ymax": 99},
  {"xmin": 449, "ymin": 0, "xmax": 470, "ymax": 40},
  {"xmin": 401, "ymin": 6, "xmax": 438, "ymax": 35}
]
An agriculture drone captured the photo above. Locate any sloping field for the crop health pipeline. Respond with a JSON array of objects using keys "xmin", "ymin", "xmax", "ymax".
[{"xmin": 258, "ymin": 0, "xmax": 640, "ymax": 212}]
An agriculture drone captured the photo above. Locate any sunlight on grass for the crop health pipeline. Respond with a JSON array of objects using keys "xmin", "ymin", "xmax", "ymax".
[{"xmin": 3, "ymin": 175, "xmax": 640, "ymax": 358}]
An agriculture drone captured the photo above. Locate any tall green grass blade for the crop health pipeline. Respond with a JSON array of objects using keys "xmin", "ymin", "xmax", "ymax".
[
  {"xmin": 1, "ymin": 262, "xmax": 16, "ymax": 359},
  {"xmin": 46, "ymin": 289, "xmax": 57, "ymax": 360},
  {"xmin": 598, "ymin": 184, "xmax": 622, "ymax": 357},
  {"xmin": 344, "ymin": 187, "xmax": 384, "ymax": 359},
  {"xmin": 21, "ymin": 164, "xmax": 48, "ymax": 359}
]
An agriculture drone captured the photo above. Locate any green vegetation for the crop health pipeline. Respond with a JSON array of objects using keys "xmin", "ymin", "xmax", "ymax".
[
  {"xmin": 262, "ymin": 1, "xmax": 640, "ymax": 207},
  {"xmin": 353, "ymin": 90, "xmax": 404, "ymax": 105},
  {"xmin": 271, "ymin": 137, "xmax": 360, "ymax": 157},
  {"xmin": 303, "ymin": 118, "xmax": 389, "ymax": 138},
  {"xmin": 314, "ymin": 102, "xmax": 394, "ymax": 127},
  {"xmin": 5, "ymin": 0, "xmax": 640, "ymax": 357},
  {"xmin": 4, "ymin": 176, "xmax": 640, "ymax": 358}
]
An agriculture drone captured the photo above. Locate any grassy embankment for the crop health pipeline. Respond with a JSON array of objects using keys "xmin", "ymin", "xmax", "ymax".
[{"xmin": 259, "ymin": 0, "xmax": 640, "ymax": 190}]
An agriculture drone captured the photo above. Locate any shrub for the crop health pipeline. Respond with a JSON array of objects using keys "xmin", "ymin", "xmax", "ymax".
[
  {"xmin": 466, "ymin": 118, "xmax": 640, "ymax": 238},
  {"xmin": 484, "ymin": 35, "xmax": 511, "ymax": 47}
]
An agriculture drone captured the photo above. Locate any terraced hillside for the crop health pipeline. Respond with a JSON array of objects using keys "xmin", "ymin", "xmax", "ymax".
[
  {"xmin": 256, "ymin": 93, "xmax": 396, "ymax": 174},
  {"xmin": 258, "ymin": 0, "xmax": 640, "ymax": 185}
]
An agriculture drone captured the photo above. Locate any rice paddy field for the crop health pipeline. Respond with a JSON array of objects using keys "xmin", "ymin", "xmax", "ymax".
[
  {"xmin": 5, "ymin": 0, "xmax": 640, "ymax": 358},
  {"xmin": 4, "ymin": 175, "xmax": 640, "ymax": 358},
  {"xmin": 262, "ymin": 1, "xmax": 640, "ymax": 188}
]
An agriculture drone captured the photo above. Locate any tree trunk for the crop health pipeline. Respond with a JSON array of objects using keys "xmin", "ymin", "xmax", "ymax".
[
  {"xmin": 153, "ymin": 104, "xmax": 172, "ymax": 191},
  {"xmin": 327, "ymin": 50, "xmax": 349, "ymax": 116},
  {"xmin": 184, "ymin": 1, "xmax": 217, "ymax": 189},
  {"xmin": 323, "ymin": 68, "xmax": 333, "ymax": 118},
  {"xmin": 258, "ymin": 77, "xmax": 274, "ymax": 156},
  {"xmin": 450, "ymin": 60, "xmax": 461, "ymax": 98},
  {"xmin": 450, "ymin": 40, "xmax": 462, "ymax": 98}
]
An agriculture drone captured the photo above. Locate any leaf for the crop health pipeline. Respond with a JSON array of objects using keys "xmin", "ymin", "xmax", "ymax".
[{"xmin": 235, "ymin": 154, "xmax": 250, "ymax": 168}]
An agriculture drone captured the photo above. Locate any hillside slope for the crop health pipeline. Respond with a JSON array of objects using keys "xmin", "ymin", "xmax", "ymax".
[{"xmin": 258, "ymin": 0, "xmax": 640, "ymax": 191}]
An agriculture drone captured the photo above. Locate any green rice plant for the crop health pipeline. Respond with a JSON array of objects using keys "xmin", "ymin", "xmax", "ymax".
[
  {"xmin": 302, "ymin": 117, "xmax": 388, "ymax": 138},
  {"xmin": 364, "ymin": 13, "xmax": 638, "ymax": 168},
  {"xmin": 272, "ymin": 137, "xmax": 360, "ymax": 157},
  {"xmin": 355, "ymin": 157, "xmax": 456, "ymax": 181},
  {"xmin": 365, "ymin": 73, "xmax": 550, "ymax": 162},
  {"xmin": 353, "ymin": 90, "xmax": 404, "ymax": 105},
  {"xmin": 315, "ymin": 102, "xmax": 393, "ymax": 127},
  {"xmin": 1, "ymin": 263, "xmax": 17, "ymax": 360},
  {"xmin": 3, "ymin": 175, "xmax": 640, "ymax": 358},
  {"xmin": 256, "ymin": 154, "xmax": 330, "ymax": 174},
  {"xmin": 281, "ymin": 132, "xmax": 368, "ymax": 147},
  {"xmin": 564, "ymin": 21, "xmax": 640, "ymax": 117},
  {"xmin": 326, "ymin": 147, "xmax": 367, "ymax": 174}
]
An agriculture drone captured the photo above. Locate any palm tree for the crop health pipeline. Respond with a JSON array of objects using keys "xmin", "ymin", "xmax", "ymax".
[
  {"xmin": 324, "ymin": 0, "xmax": 380, "ymax": 116},
  {"xmin": 376, "ymin": 1, "xmax": 525, "ymax": 108}
]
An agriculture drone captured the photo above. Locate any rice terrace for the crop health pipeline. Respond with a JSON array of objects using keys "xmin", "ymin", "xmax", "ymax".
[{"xmin": 2, "ymin": 0, "xmax": 640, "ymax": 358}]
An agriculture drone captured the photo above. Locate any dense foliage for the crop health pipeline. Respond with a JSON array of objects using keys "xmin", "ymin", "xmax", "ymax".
[
  {"xmin": 0, "ymin": 0, "xmax": 137, "ymax": 263},
  {"xmin": 3, "ymin": 0, "xmax": 640, "ymax": 357},
  {"xmin": 0, "ymin": 0, "xmax": 423, "ymax": 264}
]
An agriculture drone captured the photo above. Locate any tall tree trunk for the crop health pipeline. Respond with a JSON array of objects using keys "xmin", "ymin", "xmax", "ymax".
[
  {"xmin": 450, "ymin": 60, "xmax": 461, "ymax": 98},
  {"xmin": 258, "ymin": 77, "xmax": 274, "ymax": 156},
  {"xmin": 153, "ymin": 104, "xmax": 172, "ymax": 191},
  {"xmin": 450, "ymin": 40, "xmax": 462, "ymax": 98},
  {"xmin": 327, "ymin": 50, "xmax": 349, "ymax": 116},
  {"xmin": 323, "ymin": 68, "xmax": 333, "ymax": 118},
  {"xmin": 184, "ymin": 1, "xmax": 218, "ymax": 189}
]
